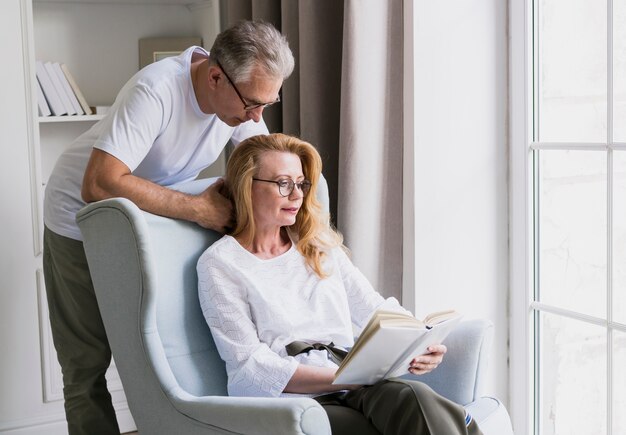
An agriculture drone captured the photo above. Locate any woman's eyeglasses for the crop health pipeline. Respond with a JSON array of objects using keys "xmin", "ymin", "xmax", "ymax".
[{"xmin": 253, "ymin": 178, "xmax": 312, "ymax": 197}]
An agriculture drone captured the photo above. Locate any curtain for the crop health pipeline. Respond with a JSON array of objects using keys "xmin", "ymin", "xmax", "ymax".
[
  {"xmin": 220, "ymin": 0, "xmax": 403, "ymax": 300},
  {"xmin": 337, "ymin": 1, "xmax": 403, "ymax": 300}
]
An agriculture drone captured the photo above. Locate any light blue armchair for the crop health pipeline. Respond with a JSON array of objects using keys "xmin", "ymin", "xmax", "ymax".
[{"xmin": 76, "ymin": 178, "xmax": 513, "ymax": 435}]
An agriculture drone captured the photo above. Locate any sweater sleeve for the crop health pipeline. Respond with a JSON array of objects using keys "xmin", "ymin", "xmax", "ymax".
[
  {"xmin": 197, "ymin": 250, "xmax": 298, "ymax": 397},
  {"xmin": 334, "ymin": 248, "xmax": 412, "ymax": 330}
]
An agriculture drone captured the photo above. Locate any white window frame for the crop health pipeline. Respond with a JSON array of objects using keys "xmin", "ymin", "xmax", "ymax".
[
  {"xmin": 510, "ymin": 1, "xmax": 534, "ymax": 434},
  {"xmin": 402, "ymin": 0, "xmax": 416, "ymax": 314},
  {"xmin": 510, "ymin": 1, "xmax": 626, "ymax": 434}
]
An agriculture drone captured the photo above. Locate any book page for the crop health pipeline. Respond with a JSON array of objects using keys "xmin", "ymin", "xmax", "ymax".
[{"xmin": 423, "ymin": 309, "xmax": 460, "ymax": 326}]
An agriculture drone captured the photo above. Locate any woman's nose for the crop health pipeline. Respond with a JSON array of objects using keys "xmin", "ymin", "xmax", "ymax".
[{"xmin": 289, "ymin": 185, "xmax": 304, "ymax": 199}]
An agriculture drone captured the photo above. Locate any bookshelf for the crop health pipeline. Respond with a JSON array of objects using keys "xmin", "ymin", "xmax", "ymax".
[
  {"xmin": 38, "ymin": 114, "xmax": 105, "ymax": 123},
  {"xmin": 31, "ymin": 0, "xmax": 220, "ymax": 177},
  {"xmin": 0, "ymin": 1, "xmax": 219, "ymax": 433}
]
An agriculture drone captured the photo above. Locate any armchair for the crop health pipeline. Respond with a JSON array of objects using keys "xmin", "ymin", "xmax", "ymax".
[{"xmin": 76, "ymin": 177, "xmax": 513, "ymax": 435}]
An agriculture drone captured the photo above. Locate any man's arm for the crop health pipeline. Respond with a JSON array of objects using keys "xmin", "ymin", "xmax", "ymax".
[{"xmin": 82, "ymin": 148, "xmax": 233, "ymax": 232}]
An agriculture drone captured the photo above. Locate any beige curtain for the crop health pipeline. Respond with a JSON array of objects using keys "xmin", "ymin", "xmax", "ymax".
[
  {"xmin": 220, "ymin": 0, "xmax": 403, "ymax": 300},
  {"xmin": 337, "ymin": 1, "xmax": 403, "ymax": 299}
]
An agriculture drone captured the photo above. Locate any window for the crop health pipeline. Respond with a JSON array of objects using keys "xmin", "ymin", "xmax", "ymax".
[{"xmin": 512, "ymin": 1, "xmax": 626, "ymax": 434}]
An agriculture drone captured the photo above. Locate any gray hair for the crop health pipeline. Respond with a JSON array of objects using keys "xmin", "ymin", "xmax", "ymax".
[{"xmin": 210, "ymin": 20, "xmax": 294, "ymax": 84}]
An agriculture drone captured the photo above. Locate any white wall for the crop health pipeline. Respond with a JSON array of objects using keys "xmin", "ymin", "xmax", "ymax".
[
  {"xmin": 411, "ymin": 1, "xmax": 509, "ymax": 403},
  {"xmin": 0, "ymin": 0, "xmax": 46, "ymax": 431},
  {"xmin": 0, "ymin": 1, "xmax": 219, "ymax": 433}
]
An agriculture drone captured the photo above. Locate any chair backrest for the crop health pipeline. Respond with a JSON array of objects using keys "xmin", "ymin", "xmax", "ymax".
[
  {"xmin": 77, "ymin": 178, "xmax": 232, "ymax": 403},
  {"xmin": 143, "ymin": 209, "xmax": 228, "ymax": 396},
  {"xmin": 78, "ymin": 176, "xmax": 331, "ymax": 402},
  {"xmin": 155, "ymin": 174, "xmax": 326, "ymax": 394}
]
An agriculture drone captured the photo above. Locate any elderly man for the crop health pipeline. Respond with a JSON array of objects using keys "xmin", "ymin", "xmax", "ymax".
[{"xmin": 43, "ymin": 20, "xmax": 294, "ymax": 435}]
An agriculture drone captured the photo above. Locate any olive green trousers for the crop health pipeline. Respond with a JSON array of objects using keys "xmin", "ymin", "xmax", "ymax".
[
  {"xmin": 316, "ymin": 380, "xmax": 483, "ymax": 435},
  {"xmin": 43, "ymin": 226, "xmax": 120, "ymax": 435}
]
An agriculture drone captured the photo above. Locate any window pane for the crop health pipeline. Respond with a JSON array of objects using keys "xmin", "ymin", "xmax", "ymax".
[
  {"xmin": 614, "ymin": 1, "xmax": 626, "ymax": 142},
  {"xmin": 615, "ymin": 151, "xmax": 626, "ymax": 324},
  {"xmin": 538, "ymin": 150, "xmax": 607, "ymax": 317},
  {"xmin": 539, "ymin": 312, "xmax": 607, "ymax": 435},
  {"xmin": 538, "ymin": 0, "xmax": 607, "ymax": 142},
  {"xmin": 615, "ymin": 330, "xmax": 626, "ymax": 434}
]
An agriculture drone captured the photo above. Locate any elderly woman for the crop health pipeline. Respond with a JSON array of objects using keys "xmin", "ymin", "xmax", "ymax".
[{"xmin": 197, "ymin": 133, "xmax": 482, "ymax": 435}]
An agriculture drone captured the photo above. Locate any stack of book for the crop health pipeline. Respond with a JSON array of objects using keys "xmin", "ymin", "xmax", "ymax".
[{"xmin": 35, "ymin": 60, "xmax": 92, "ymax": 117}]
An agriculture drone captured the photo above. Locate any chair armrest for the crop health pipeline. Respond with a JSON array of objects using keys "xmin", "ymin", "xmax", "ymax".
[
  {"xmin": 400, "ymin": 319, "xmax": 494, "ymax": 405},
  {"xmin": 171, "ymin": 390, "xmax": 331, "ymax": 435}
]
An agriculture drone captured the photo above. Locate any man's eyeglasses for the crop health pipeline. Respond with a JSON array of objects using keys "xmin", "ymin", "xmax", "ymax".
[
  {"xmin": 253, "ymin": 178, "xmax": 312, "ymax": 197},
  {"xmin": 215, "ymin": 58, "xmax": 280, "ymax": 111}
]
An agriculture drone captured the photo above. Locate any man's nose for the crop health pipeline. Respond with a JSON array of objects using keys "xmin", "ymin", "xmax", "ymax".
[{"xmin": 246, "ymin": 106, "xmax": 264, "ymax": 123}]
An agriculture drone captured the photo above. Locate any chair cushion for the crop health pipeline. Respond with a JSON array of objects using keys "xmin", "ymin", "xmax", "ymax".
[
  {"xmin": 465, "ymin": 397, "xmax": 514, "ymax": 435},
  {"xmin": 143, "ymin": 211, "xmax": 227, "ymax": 396}
]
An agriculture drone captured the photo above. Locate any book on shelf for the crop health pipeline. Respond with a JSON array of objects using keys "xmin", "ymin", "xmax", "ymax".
[
  {"xmin": 35, "ymin": 61, "xmax": 67, "ymax": 116},
  {"xmin": 35, "ymin": 78, "xmax": 51, "ymax": 117},
  {"xmin": 333, "ymin": 309, "xmax": 462, "ymax": 386},
  {"xmin": 36, "ymin": 61, "xmax": 93, "ymax": 118},
  {"xmin": 44, "ymin": 61, "xmax": 77, "ymax": 115},
  {"xmin": 60, "ymin": 63, "xmax": 92, "ymax": 115},
  {"xmin": 51, "ymin": 62, "xmax": 84, "ymax": 115}
]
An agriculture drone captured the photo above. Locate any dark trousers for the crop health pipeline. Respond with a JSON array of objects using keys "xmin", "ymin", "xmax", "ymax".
[
  {"xmin": 316, "ymin": 380, "xmax": 484, "ymax": 435},
  {"xmin": 43, "ymin": 226, "xmax": 121, "ymax": 435}
]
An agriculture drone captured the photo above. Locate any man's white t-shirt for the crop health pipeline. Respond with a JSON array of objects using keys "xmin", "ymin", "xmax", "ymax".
[{"xmin": 44, "ymin": 46, "xmax": 268, "ymax": 241}]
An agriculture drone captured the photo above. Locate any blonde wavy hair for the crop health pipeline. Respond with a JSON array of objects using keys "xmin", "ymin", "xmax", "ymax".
[{"xmin": 225, "ymin": 133, "xmax": 343, "ymax": 278}]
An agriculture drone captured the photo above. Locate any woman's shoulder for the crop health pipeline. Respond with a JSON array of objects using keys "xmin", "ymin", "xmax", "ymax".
[
  {"xmin": 197, "ymin": 235, "xmax": 242, "ymax": 267},
  {"xmin": 322, "ymin": 245, "xmax": 357, "ymax": 279},
  {"xmin": 326, "ymin": 244, "xmax": 350, "ymax": 262}
]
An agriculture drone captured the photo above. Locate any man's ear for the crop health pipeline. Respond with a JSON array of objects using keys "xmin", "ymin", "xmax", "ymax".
[{"xmin": 206, "ymin": 64, "xmax": 222, "ymax": 90}]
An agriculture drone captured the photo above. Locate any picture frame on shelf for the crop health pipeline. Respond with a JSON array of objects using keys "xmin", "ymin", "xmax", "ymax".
[{"xmin": 138, "ymin": 37, "xmax": 203, "ymax": 70}]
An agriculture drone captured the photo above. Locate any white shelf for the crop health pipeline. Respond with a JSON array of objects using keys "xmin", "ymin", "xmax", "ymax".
[
  {"xmin": 33, "ymin": 0, "xmax": 199, "ymax": 5},
  {"xmin": 39, "ymin": 114, "xmax": 105, "ymax": 123}
]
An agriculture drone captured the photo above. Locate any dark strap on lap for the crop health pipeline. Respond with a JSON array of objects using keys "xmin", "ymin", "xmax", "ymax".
[{"xmin": 286, "ymin": 340, "xmax": 348, "ymax": 366}]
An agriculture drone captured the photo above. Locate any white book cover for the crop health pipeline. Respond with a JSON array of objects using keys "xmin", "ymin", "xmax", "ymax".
[
  {"xmin": 35, "ymin": 61, "xmax": 66, "ymax": 116},
  {"xmin": 35, "ymin": 78, "xmax": 51, "ymax": 117},
  {"xmin": 333, "ymin": 312, "xmax": 462, "ymax": 385},
  {"xmin": 44, "ymin": 61, "xmax": 77, "ymax": 115},
  {"xmin": 60, "ymin": 63, "xmax": 92, "ymax": 115},
  {"xmin": 52, "ymin": 62, "xmax": 84, "ymax": 115},
  {"xmin": 384, "ymin": 315, "xmax": 462, "ymax": 379},
  {"xmin": 334, "ymin": 326, "xmax": 424, "ymax": 385}
]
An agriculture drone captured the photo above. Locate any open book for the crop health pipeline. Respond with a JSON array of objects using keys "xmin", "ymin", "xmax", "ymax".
[{"xmin": 333, "ymin": 309, "xmax": 462, "ymax": 385}]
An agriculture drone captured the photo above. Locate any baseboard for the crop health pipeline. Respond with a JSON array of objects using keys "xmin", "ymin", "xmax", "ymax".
[
  {"xmin": 0, "ymin": 406, "xmax": 136, "ymax": 434},
  {"xmin": 0, "ymin": 416, "xmax": 68, "ymax": 435},
  {"xmin": 116, "ymin": 408, "xmax": 137, "ymax": 433}
]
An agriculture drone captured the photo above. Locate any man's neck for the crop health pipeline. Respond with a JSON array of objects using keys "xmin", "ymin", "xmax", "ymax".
[{"xmin": 190, "ymin": 58, "xmax": 214, "ymax": 114}]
